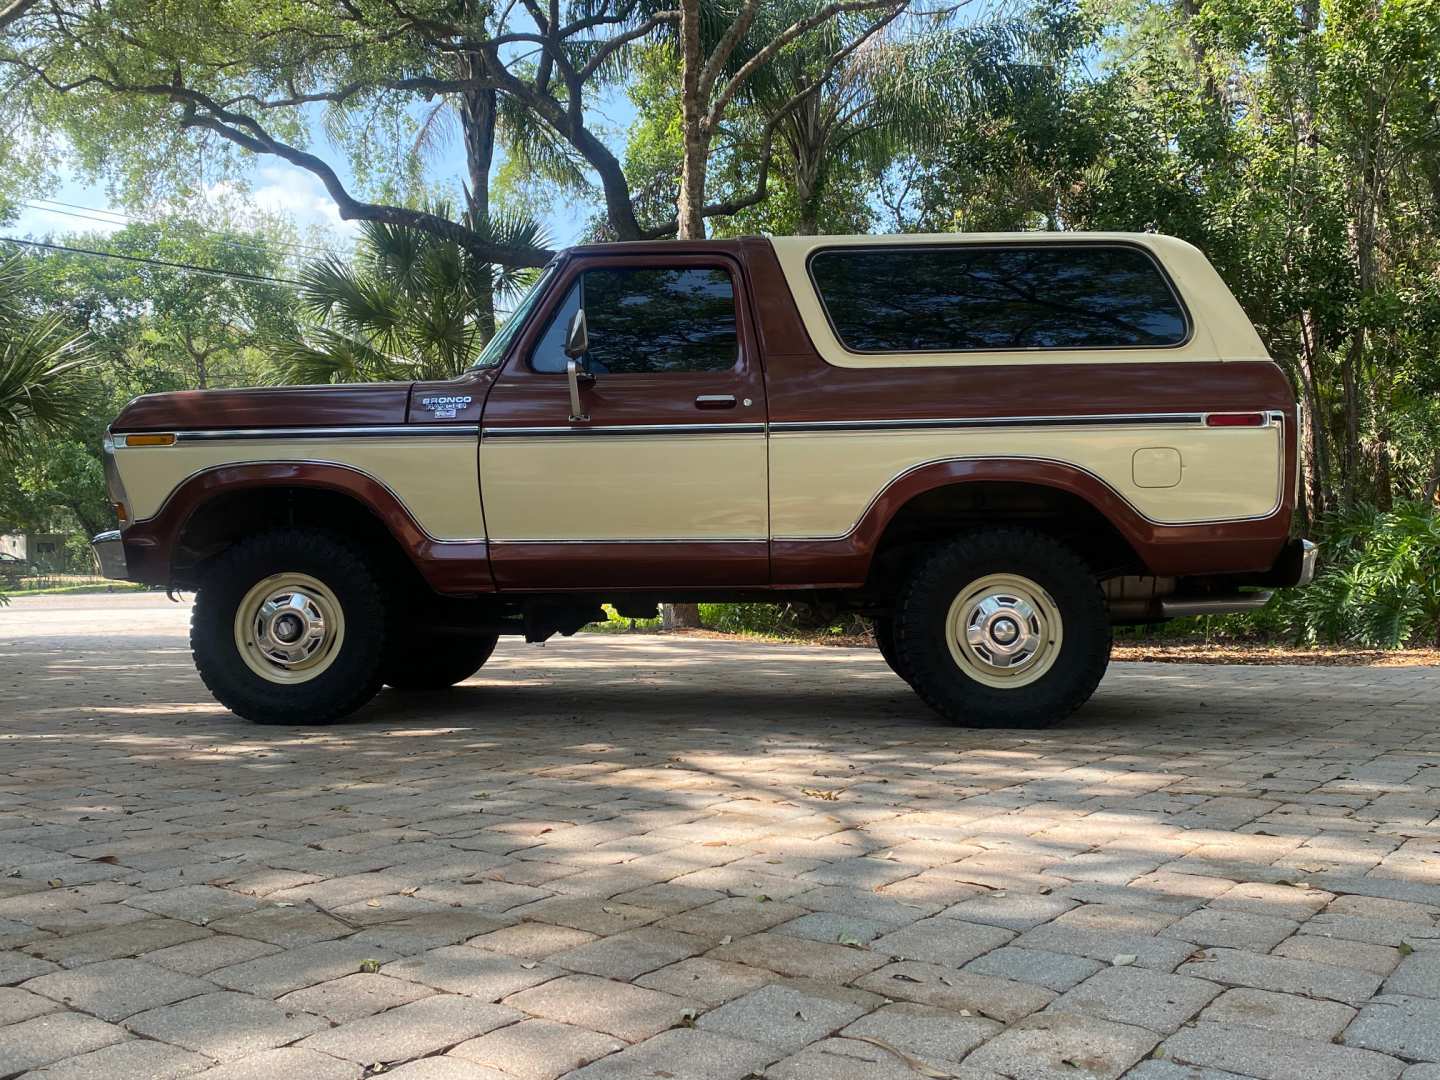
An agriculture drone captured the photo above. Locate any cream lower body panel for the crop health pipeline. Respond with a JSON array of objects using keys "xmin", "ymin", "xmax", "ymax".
[
  {"xmin": 118, "ymin": 437, "xmax": 484, "ymax": 541},
  {"xmin": 481, "ymin": 433, "xmax": 769, "ymax": 541},
  {"xmin": 771, "ymin": 424, "xmax": 1283, "ymax": 539}
]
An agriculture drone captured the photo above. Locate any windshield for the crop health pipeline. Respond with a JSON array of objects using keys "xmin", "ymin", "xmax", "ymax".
[{"xmin": 471, "ymin": 265, "xmax": 557, "ymax": 369}]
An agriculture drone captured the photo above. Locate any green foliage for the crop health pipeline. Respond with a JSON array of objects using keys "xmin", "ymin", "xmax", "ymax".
[
  {"xmin": 0, "ymin": 251, "xmax": 92, "ymax": 460},
  {"xmin": 271, "ymin": 210, "xmax": 548, "ymax": 383}
]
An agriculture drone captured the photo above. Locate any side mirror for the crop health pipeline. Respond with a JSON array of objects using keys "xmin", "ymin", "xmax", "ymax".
[{"xmin": 564, "ymin": 308, "xmax": 589, "ymax": 359}]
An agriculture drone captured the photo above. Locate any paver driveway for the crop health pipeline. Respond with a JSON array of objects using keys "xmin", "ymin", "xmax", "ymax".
[{"xmin": 2, "ymin": 594, "xmax": 1440, "ymax": 1080}]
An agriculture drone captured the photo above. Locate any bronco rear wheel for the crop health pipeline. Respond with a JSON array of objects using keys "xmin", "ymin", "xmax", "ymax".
[
  {"xmin": 894, "ymin": 528, "xmax": 1110, "ymax": 728},
  {"xmin": 191, "ymin": 528, "xmax": 387, "ymax": 725},
  {"xmin": 871, "ymin": 616, "xmax": 913, "ymax": 685},
  {"xmin": 383, "ymin": 634, "xmax": 498, "ymax": 691}
]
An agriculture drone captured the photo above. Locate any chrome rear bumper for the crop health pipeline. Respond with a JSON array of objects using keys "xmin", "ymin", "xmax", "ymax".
[{"xmin": 90, "ymin": 530, "xmax": 128, "ymax": 580}]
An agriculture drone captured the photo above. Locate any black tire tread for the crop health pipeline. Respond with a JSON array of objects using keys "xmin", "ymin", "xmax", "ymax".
[
  {"xmin": 191, "ymin": 528, "xmax": 386, "ymax": 725},
  {"xmin": 384, "ymin": 634, "xmax": 498, "ymax": 690},
  {"xmin": 894, "ymin": 527, "xmax": 1110, "ymax": 728}
]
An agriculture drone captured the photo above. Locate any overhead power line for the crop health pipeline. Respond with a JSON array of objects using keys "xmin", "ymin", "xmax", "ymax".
[
  {"xmin": 0, "ymin": 236, "xmax": 305, "ymax": 287},
  {"xmin": 22, "ymin": 198, "xmax": 346, "ymax": 261}
]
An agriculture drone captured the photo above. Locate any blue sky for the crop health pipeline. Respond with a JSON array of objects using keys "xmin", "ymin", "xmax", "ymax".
[{"xmin": 12, "ymin": 87, "xmax": 640, "ymax": 259}]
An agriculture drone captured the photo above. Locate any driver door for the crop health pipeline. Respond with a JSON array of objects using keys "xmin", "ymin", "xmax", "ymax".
[{"xmin": 480, "ymin": 252, "xmax": 769, "ymax": 589}]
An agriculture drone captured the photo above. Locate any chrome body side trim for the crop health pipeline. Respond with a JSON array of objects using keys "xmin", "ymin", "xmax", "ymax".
[
  {"xmin": 482, "ymin": 423, "xmax": 766, "ymax": 438},
  {"xmin": 166, "ymin": 425, "xmax": 480, "ymax": 442}
]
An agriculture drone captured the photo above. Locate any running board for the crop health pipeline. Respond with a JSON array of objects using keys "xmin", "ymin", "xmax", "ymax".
[{"xmin": 1159, "ymin": 592, "xmax": 1274, "ymax": 618}]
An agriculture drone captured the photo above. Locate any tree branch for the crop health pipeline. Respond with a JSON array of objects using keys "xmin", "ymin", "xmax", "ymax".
[{"xmin": 0, "ymin": 0, "xmax": 40, "ymax": 32}]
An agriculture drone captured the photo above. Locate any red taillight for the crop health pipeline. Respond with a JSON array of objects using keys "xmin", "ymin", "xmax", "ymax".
[{"xmin": 1205, "ymin": 412, "xmax": 1266, "ymax": 427}]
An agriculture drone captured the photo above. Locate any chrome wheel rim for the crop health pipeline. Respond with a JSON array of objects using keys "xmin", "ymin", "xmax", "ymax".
[
  {"xmin": 234, "ymin": 573, "xmax": 345, "ymax": 684},
  {"xmin": 946, "ymin": 572, "xmax": 1062, "ymax": 689}
]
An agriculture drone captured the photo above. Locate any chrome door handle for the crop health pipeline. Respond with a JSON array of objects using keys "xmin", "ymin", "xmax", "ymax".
[{"xmin": 695, "ymin": 395, "xmax": 737, "ymax": 409}]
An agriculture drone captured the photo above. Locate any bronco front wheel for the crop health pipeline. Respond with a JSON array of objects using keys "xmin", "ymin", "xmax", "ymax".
[
  {"xmin": 894, "ymin": 528, "xmax": 1110, "ymax": 728},
  {"xmin": 191, "ymin": 529, "xmax": 387, "ymax": 725}
]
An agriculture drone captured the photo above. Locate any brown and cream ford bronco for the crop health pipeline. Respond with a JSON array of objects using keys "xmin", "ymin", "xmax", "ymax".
[{"xmin": 92, "ymin": 232, "xmax": 1316, "ymax": 727}]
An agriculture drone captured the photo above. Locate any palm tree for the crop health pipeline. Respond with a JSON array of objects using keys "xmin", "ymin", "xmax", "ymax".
[
  {"xmin": 270, "ymin": 209, "xmax": 551, "ymax": 385},
  {"xmin": 0, "ymin": 251, "xmax": 91, "ymax": 461}
]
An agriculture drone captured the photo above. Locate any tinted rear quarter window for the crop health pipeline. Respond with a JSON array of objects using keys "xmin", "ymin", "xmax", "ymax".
[{"xmin": 808, "ymin": 245, "xmax": 1188, "ymax": 352}]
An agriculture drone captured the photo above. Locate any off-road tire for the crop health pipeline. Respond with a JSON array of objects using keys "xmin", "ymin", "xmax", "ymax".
[
  {"xmin": 191, "ymin": 528, "xmax": 387, "ymax": 725},
  {"xmin": 894, "ymin": 528, "xmax": 1110, "ymax": 728},
  {"xmin": 871, "ymin": 616, "xmax": 913, "ymax": 685},
  {"xmin": 383, "ymin": 634, "xmax": 498, "ymax": 690}
]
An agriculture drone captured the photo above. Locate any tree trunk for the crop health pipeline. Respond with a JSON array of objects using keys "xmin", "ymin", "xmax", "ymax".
[
  {"xmin": 676, "ymin": 0, "xmax": 708, "ymax": 240},
  {"xmin": 663, "ymin": 603, "xmax": 704, "ymax": 630},
  {"xmin": 459, "ymin": 49, "xmax": 498, "ymax": 343}
]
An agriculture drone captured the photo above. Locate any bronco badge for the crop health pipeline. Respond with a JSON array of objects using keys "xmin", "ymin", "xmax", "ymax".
[{"xmin": 420, "ymin": 395, "xmax": 473, "ymax": 419}]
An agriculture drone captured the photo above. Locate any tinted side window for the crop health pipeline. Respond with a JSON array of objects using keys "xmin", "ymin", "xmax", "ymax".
[
  {"xmin": 531, "ymin": 266, "xmax": 738, "ymax": 374},
  {"xmin": 809, "ymin": 245, "xmax": 1188, "ymax": 352}
]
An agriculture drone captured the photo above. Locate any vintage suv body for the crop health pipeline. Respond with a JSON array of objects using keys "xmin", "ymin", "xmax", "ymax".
[{"xmin": 92, "ymin": 232, "xmax": 1316, "ymax": 727}]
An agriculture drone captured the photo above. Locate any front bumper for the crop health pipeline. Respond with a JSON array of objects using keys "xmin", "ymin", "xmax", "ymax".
[{"xmin": 90, "ymin": 530, "xmax": 128, "ymax": 580}]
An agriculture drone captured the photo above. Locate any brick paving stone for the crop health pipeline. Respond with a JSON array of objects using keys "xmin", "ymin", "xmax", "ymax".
[
  {"xmin": 939, "ymin": 892, "xmax": 1077, "ymax": 931},
  {"xmin": 206, "ymin": 906, "xmax": 353, "ymax": 947},
  {"xmin": 964, "ymin": 946, "xmax": 1105, "ymax": 992},
  {"xmin": 1345, "ymin": 995, "xmax": 1440, "ymax": 1062},
  {"xmin": 23, "ymin": 958, "xmax": 216, "ymax": 1021},
  {"xmin": 1200, "ymin": 986, "xmax": 1356, "ymax": 1040},
  {"xmin": 963, "ymin": 1010, "xmax": 1160, "ymax": 1079},
  {"xmin": 634, "ymin": 957, "xmax": 773, "ymax": 1006},
  {"xmin": 761, "ymin": 1037, "xmax": 967, "ymax": 1080},
  {"xmin": 173, "ymin": 1047, "xmax": 363, "ymax": 1080},
  {"xmin": 123, "ymin": 990, "xmax": 327, "ymax": 1060},
  {"xmin": 1166, "ymin": 1020, "xmax": 1405, "ymax": 1080},
  {"xmin": 657, "ymin": 897, "xmax": 810, "ymax": 942},
  {"xmin": 347, "ymin": 911, "xmax": 512, "ymax": 955},
  {"xmin": 839, "ymin": 1001, "xmax": 1001, "ymax": 1065},
  {"xmin": 12, "ymin": 605, "xmax": 1440, "ymax": 1080},
  {"xmin": 1272, "ymin": 933, "xmax": 1401, "ymax": 977},
  {"xmin": 1177, "ymin": 946, "xmax": 1382, "ymax": 1004},
  {"xmin": 870, "ymin": 917, "xmax": 1015, "ymax": 967},
  {"xmin": 382, "ymin": 945, "xmax": 558, "ymax": 1000},
  {"xmin": 451, "ymin": 1017, "xmax": 626, "ymax": 1079},
  {"xmin": 695, "ymin": 983, "xmax": 866, "ymax": 1052},
  {"xmin": 209, "ymin": 939, "xmax": 397, "ymax": 997},
  {"xmin": 126, "ymin": 884, "xmax": 259, "ymax": 925},
  {"xmin": 1048, "ymin": 965, "xmax": 1221, "ymax": 1034},
  {"xmin": 770, "ymin": 912, "xmax": 892, "ymax": 945},
  {"xmin": 141, "ymin": 933, "xmax": 282, "ymax": 976},
  {"xmin": 855, "ymin": 960, "xmax": 1056, "ymax": 1023},
  {"xmin": 1210, "ymin": 881, "xmax": 1333, "ymax": 920},
  {"xmin": 549, "ymin": 926, "xmax": 705, "ymax": 979},
  {"xmin": 276, "ymin": 971, "xmax": 435, "ymax": 1022},
  {"xmin": 1126, "ymin": 1063, "xmax": 1267, "ymax": 1079},
  {"xmin": 1385, "ymin": 950, "xmax": 1440, "ymax": 998},
  {"xmin": 509, "ymin": 896, "xmax": 662, "ymax": 935},
  {"xmin": 706, "ymin": 932, "xmax": 887, "ymax": 983},
  {"xmin": 22, "ymin": 918, "xmax": 212, "ymax": 968},
  {"xmin": 502, "ymin": 974, "xmax": 699, "ymax": 1042},
  {"xmin": 568, "ymin": 1028, "xmax": 776, "ymax": 1080},
  {"xmin": 27, "ymin": 1038, "xmax": 211, "ymax": 1079},
  {"xmin": 297, "ymin": 993, "xmax": 520, "ymax": 1064},
  {"xmin": 1162, "ymin": 907, "xmax": 1300, "ymax": 952},
  {"xmin": 0, "ymin": 948, "xmax": 58, "ymax": 985},
  {"xmin": 0, "ymin": 984, "xmax": 58, "ymax": 1024},
  {"xmin": 387, "ymin": 1060, "xmax": 508, "ymax": 1080},
  {"xmin": 0, "ymin": 1011, "xmax": 128, "ymax": 1073},
  {"xmin": 467, "ymin": 923, "xmax": 599, "ymax": 958},
  {"xmin": 1013, "ymin": 923, "xmax": 1197, "ymax": 972}
]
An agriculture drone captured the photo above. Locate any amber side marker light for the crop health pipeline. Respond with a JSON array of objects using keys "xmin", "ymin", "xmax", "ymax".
[
  {"xmin": 124, "ymin": 433, "xmax": 176, "ymax": 446},
  {"xmin": 1205, "ymin": 413, "xmax": 1266, "ymax": 427}
]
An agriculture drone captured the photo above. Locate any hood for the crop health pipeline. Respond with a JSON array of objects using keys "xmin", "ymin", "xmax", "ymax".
[{"xmin": 110, "ymin": 382, "xmax": 414, "ymax": 433}]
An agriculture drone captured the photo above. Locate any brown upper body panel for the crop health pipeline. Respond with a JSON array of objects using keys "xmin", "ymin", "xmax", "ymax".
[{"xmin": 111, "ymin": 382, "xmax": 413, "ymax": 433}]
